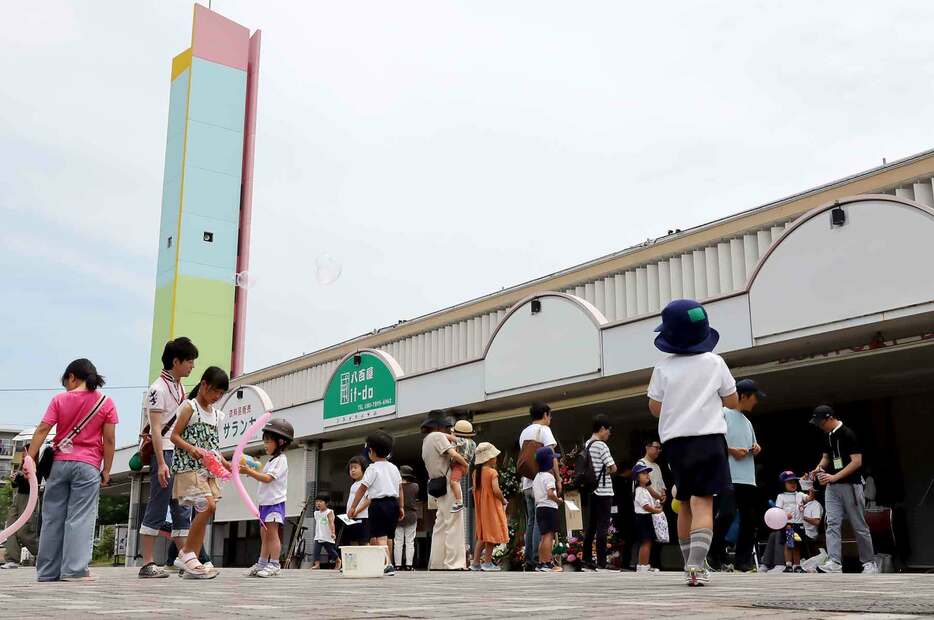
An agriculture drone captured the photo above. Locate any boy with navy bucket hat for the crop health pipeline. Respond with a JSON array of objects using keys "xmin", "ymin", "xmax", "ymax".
[{"xmin": 647, "ymin": 299, "xmax": 739, "ymax": 587}]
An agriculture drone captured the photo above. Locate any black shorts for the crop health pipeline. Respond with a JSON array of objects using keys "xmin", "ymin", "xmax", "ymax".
[
  {"xmin": 341, "ymin": 517, "xmax": 369, "ymax": 544},
  {"xmin": 663, "ymin": 434, "xmax": 731, "ymax": 500},
  {"xmin": 634, "ymin": 513, "xmax": 656, "ymax": 542},
  {"xmin": 784, "ymin": 523, "xmax": 806, "ymax": 549},
  {"xmin": 536, "ymin": 506, "xmax": 559, "ymax": 535},
  {"xmin": 367, "ymin": 497, "xmax": 399, "ymax": 539}
]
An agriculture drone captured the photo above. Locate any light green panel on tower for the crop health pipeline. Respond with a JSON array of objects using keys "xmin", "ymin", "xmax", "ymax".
[
  {"xmin": 172, "ymin": 275, "xmax": 235, "ymax": 382},
  {"xmin": 149, "ymin": 282, "xmax": 175, "ymax": 382}
]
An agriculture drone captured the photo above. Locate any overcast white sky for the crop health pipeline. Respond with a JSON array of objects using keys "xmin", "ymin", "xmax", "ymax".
[{"xmin": 3, "ymin": 1, "xmax": 933, "ymax": 446}]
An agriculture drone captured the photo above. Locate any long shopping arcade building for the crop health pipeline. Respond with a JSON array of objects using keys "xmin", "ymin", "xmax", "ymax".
[{"xmin": 110, "ymin": 149, "xmax": 934, "ymax": 569}]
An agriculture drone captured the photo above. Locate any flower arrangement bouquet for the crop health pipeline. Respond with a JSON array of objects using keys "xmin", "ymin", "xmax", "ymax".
[{"xmin": 498, "ymin": 456, "xmax": 521, "ymax": 499}]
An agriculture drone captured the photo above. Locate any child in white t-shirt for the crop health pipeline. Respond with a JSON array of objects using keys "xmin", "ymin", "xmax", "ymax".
[
  {"xmin": 344, "ymin": 456, "xmax": 370, "ymax": 545},
  {"xmin": 647, "ymin": 299, "xmax": 738, "ymax": 587},
  {"xmin": 633, "ymin": 463, "xmax": 663, "ymax": 572},
  {"xmin": 533, "ymin": 447, "xmax": 563, "ymax": 573},
  {"xmin": 802, "ymin": 487, "xmax": 823, "ymax": 542},
  {"xmin": 348, "ymin": 431, "xmax": 403, "ymax": 575},
  {"xmin": 775, "ymin": 471, "xmax": 808, "ymax": 573},
  {"xmin": 240, "ymin": 418, "xmax": 293, "ymax": 578},
  {"xmin": 310, "ymin": 495, "xmax": 341, "ymax": 571}
]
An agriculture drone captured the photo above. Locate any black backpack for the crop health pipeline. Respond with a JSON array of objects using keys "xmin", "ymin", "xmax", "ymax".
[{"xmin": 573, "ymin": 440, "xmax": 605, "ymax": 494}]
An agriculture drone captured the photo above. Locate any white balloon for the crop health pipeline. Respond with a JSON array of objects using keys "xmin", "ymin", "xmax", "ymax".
[
  {"xmin": 764, "ymin": 506, "xmax": 788, "ymax": 530},
  {"xmin": 234, "ymin": 271, "xmax": 256, "ymax": 289},
  {"xmin": 315, "ymin": 253, "xmax": 342, "ymax": 285}
]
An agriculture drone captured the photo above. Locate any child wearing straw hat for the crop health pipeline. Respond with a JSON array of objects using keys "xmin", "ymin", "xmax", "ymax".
[
  {"xmin": 646, "ymin": 299, "xmax": 738, "ymax": 587},
  {"xmin": 448, "ymin": 420, "xmax": 477, "ymax": 514},
  {"xmin": 470, "ymin": 442, "xmax": 508, "ymax": 571}
]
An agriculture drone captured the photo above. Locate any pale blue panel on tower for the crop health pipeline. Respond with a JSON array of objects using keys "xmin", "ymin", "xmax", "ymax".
[
  {"xmin": 163, "ymin": 131, "xmax": 186, "ymax": 185},
  {"xmin": 166, "ymin": 69, "xmax": 190, "ymax": 141},
  {"xmin": 178, "ymin": 213, "xmax": 239, "ymax": 273},
  {"xmin": 188, "ymin": 58, "xmax": 246, "ymax": 132},
  {"xmin": 177, "ymin": 260, "xmax": 234, "ymax": 284},
  {"xmin": 155, "ymin": 175, "xmax": 182, "ymax": 279},
  {"xmin": 184, "ymin": 165, "xmax": 241, "ymax": 224},
  {"xmin": 186, "ymin": 119, "xmax": 244, "ymax": 179}
]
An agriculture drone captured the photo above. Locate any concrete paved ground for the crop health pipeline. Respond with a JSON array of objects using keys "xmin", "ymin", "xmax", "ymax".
[{"xmin": 2, "ymin": 567, "xmax": 933, "ymax": 619}]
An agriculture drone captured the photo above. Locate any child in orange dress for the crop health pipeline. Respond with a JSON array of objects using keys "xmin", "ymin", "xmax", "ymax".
[{"xmin": 470, "ymin": 442, "xmax": 508, "ymax": 571}]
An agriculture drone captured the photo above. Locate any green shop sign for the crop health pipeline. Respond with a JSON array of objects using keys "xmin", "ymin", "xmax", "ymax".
[{"xmin": 323, "ymin": 350, "xmax": 400, "ymax": 428}]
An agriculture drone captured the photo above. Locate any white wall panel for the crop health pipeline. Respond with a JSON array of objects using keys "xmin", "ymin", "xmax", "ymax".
[
  {"xmin": 485, "ymin": 296, "xmax": 602, "ymax": 394},
  {"xmin": 693, "ymin": 249, "xmax": 707, "ymax": 299},
  {"xmin": 625, "ymin": 271, "xmax": 637, "ymax": 317},
  {"xmin": 658, "ymin": 261, "xmax": 671, "ymax": 307},
  {"xmin": 647, "ymin": 263, "xmax": 660, "ymax": 312},
  {"xmin": 743, "ymin": 233, "xmax": 759, "ymax": 281},
  {"xmin": 613, "ymin": 274, "xmax": 625, "ymax": 321},
  {"xmin": 705, "ymin": 245, "xmax": 720, "ymax": 296},
  {"xmin": 717, "ymin": 241, "xmax": 732, "ymax": 293},
  {"xmin": 584, "ymin": 282, "xmax": 596, "ymax": 306},
  {"xmin": 635, "ymin": 267, "xmax": 648, "ymax": 315},
  {"xmin": 750, "ymin": 199, "xmax": 934, "ymax": 339},
  {"xmin": 602, "ymin": 277, "xmax": 616, "ymax": 321},
  {"xmin": 730, "ymin": 238, "xmax": 746, "ymax": 290},
  {"xmin": 895, "ymin": 186, "xmax": 914, "ymax": 200},
  {"xmin": 668, "ymin": 257, "xmax": 682, "ymax": 300},
  {"xmin": 681, "ymin": 253, "xmax": 695, "ymax": 299},
  {"xmin": 914, "ymin": 182, "xmax": 934, "ymax": 206}
]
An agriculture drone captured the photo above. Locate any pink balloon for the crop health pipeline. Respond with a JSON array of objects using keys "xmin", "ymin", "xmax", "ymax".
[
  {"xmin": 232, "ymin": 411, "xmax": 273, "ymax": 525},
  {"xmin": 0, "ymin": 456, "xmax": 38, "ymax": 545},
  {"xmin": 764, "ymin": 506, "xmax": 788, "ymax": 530}
]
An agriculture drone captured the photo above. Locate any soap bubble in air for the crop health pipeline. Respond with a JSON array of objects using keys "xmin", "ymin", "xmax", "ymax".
[
  {"xmin": 315, "ymin": 253, "xmax": 342, "ymax": 285},
  {"xmin": 234, "ymin": 271, "xmax": 256, "ymax": 289}
]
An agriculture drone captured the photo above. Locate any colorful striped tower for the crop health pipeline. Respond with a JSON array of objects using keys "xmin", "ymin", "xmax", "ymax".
[{"xmin": 149, "ymin": 4, "xmax": 260, "ymax": 384}]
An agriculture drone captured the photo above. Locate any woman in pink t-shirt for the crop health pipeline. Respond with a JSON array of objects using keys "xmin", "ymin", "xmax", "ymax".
[{"xmin": 27, "ymin": 358, "xmax": 118, "ymax": 582}]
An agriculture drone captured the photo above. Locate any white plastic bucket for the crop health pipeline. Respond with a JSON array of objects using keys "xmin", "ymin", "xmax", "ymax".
[{"xmin": 340, "ymin": 545, "xmax": 387, "ymax": 578}]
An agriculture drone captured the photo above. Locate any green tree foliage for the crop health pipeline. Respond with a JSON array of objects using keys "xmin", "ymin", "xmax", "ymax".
[
  {"xmin": 97, "ymin": 495, "xmax": 129, "ymax": 525},
  {"xmin": 0, "ymin": 482, "xmax": 11, "ymax": 524}
]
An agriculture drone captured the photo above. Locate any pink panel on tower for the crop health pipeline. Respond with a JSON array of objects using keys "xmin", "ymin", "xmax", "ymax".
[
  {"xmin": 191, "ymin": 3, "xmax": 249, "ymax": 71},
  {"xmin": 231, "ymin": 29, "xmax": 261, "ymax": 378}
]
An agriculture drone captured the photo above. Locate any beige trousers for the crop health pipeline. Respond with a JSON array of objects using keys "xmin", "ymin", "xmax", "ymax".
[{"xmin": 428, "ymin": 475, "xmax": 467, "ymax": 570}]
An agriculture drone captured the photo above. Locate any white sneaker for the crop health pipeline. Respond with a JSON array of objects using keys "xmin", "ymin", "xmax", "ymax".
[
  {"xmin": 684, "ymin": 567, "xmax": 710, "ymax": 586},
  {"xmin": 245, "ymin": 563, "xmax": 263, "ymax": 576},
  {"xmin": 636, "ymin": 564, "xmax": 651, "ymax": 573},
  {"xmin": 817, "ymin": 559, "xmax": 843, "ymax": 574},
  {"xmin": 256, "ymin": 564, "xmax": 281, "ymax": 578},
  {"xmin": 0, "ymin": 562, "xmax": 20, "ymax": 570},
  {"xmin": 862, "ymin": 561, "xmax": 879, "ymax": 574}
]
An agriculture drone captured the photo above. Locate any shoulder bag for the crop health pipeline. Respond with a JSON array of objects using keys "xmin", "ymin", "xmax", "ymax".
[{"xmin": 516, "ymin": 425, "xmax": 545, "ymax": 481}]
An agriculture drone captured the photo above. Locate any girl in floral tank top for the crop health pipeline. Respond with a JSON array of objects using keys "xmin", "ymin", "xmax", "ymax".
[{"xmin": 169, "ymin": 366, "xmax": 229, "ymax": 579}]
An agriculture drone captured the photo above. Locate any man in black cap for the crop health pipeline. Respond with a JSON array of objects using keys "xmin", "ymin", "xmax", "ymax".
[
  {"xmin": 809, "ymin": 405, "xmax": 877, "ymax": 574},
  {"xmin": 710, "ymin": 378, "xmax": 764, "ymax": 572}
]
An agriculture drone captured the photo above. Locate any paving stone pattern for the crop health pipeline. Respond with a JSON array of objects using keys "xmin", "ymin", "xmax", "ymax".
[{"xmin": 1, "ymin": 568, "xmax": 932, "ymax": 619}]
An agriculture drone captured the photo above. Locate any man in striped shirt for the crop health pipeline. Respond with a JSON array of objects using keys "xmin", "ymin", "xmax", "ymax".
[{"xmin": 582, "ymin": 414, "xmax": 617, "ymax": 571}]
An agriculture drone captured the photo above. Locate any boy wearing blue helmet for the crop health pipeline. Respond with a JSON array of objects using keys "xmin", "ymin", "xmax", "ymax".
[{"xmin": 647, "ymin": 299, "xmax": 738, "ymax": 586}]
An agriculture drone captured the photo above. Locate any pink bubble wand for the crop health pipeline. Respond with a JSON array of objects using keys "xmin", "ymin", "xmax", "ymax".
[
  {"xmin": 232, "ymin": 410, "xmax": 273, "ymax": 528},
  {"xmin": 197, "ymin": 448, "xmax": 232, "ymax": 480},
  {"xmin": 0, "ymin": 456, "xmax": 38, "ymax": 545}
]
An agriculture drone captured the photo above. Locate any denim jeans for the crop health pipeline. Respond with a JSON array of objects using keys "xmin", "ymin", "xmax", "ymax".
[
  {"xmin": 140, "ymin": 450, "xmax": 191, "ymax": 537},
  {"xmin": 37, "ymin": 460, "xmax": 101, "ymax": 581},
  {"xmin": 523, "ymin": 488, "xmax": 541, "ymax": 565}
]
